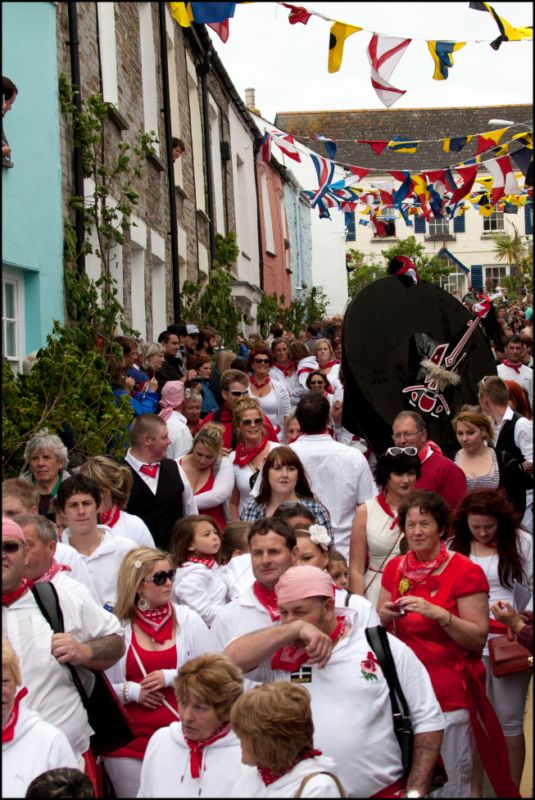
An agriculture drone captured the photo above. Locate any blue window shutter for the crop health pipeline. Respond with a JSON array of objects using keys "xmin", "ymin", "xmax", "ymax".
[
  {"xmin": 471, "ymin": 265, "xmax": 483, "ymax": 290},
  {"xmin": 453, "ymin": 214, "xmax": 465, "ymax": 233},
  {"xmin": 414, "ymin": 216, "xmax": 426, "ymax": 234},
  {"xmin": 525, "ymin": 203, "xmax": 533, "ymax": 235},
  {"xmin": 345, "ymin": 211, "xmax": 356, "ymax": 241}
]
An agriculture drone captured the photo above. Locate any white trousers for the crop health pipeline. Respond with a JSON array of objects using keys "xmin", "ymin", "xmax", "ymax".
[
  {"xmin": 430, "ymin": 708, "xmax": 473, "ymax": 799},
  {"xmin": 102, "ymin": 756, "xmax": 142, "ymax": 798}
]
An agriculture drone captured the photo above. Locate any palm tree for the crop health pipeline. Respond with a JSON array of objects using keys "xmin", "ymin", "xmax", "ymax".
[{"xmin": 492, "ymin": 222, "xmax": 526, "ymax": 278}]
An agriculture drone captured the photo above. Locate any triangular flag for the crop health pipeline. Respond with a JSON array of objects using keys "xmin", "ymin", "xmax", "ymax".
[
  {"xmin": 207, "ymin": 19, "xmax": 230, "ymax": 42},
  {"xmin": 328, "ymin": 22, "xmax": 362, "ymax": 73},
  {"xmin": 281, "ymin": 3, "xmax": 312, "ymax": 25},
  {"xmin": 442, "ymin": 135, "xmax": 472, "ymax": 153},
  {"xmin": 169, "ymin": 2, "xmax": 194, "ymax": 27},
  {"xmin": 367, "ymin": 34, "xmax": 411, "ymax": 108},
  {"xmin": 427, "ymin": 41, "xmax": 466, "ymax": 80},
  {"xmin": 388, "ymin": 137, "xmax": 419, "ymax": 154},
  {"xmin": 486, "ymin": 156, "xmax": 520, "ymax": 204},
  {"xmin": 190, "ymin": 3, "xmax": 237, "ymax": 24},
  {"xmin": 476, "ymin": 128, "xmax": 508, "ymax": 155},
  {"xmin": 449, "ymin": 165, "xmax": 479, "ymax": 206},
  {"xmin": 357, "ymin": 139, "xmax": 389, "ymax": 155},
  {"xmin": 469, "ymin": 2, "xmax": 532, "ymax": 50}
]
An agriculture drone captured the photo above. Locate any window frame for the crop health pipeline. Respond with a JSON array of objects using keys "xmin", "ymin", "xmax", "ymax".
[{"xmin": 2, "ymin": 267, "xmax": 25, "ymax": 373}]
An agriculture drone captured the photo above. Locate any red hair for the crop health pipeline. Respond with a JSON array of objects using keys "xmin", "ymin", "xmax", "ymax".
[{"xmin": 504, "ymin": 380, "xmax": 533, "ymax": 420}]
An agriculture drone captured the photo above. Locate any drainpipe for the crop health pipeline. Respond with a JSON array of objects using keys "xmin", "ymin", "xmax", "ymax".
[
  {"xmin": 67, "ymin": 1, "xmax": 85, "ymax": 272},
  {"xmin": 158, "ymin": 1, "xmax": 181, "ymax": 320},
  {"xmin": 196, "ymin": 39, "xmax": 216, "ymax": 265}
]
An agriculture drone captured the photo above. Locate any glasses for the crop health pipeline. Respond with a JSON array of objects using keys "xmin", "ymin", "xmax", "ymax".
[
  {"xmin": 253, "ymin": 358, "xmax": 270, "ymax": 365},
  {"xmin": 229, "ymin": 390, "xmax": 249, "ymax": 397},
  {"xmin": 143, "ymin": 569, "xmax": 176, "ymax": 586},
  {"xmin": 386, "ymin": 446, "xmax": 418, "ymax": 457},
  {"xmin": 241, "ymin": 417, "xmax": 263, "ymax": 426},
  {"xmin": 310, "ymin": 380, "xmax": 326, "ymax": 386},
  {"xmin": 2, "ymin": 541, "xmax": 24, "ymax": 554},
  {"xmin": 392, "ymin": 430, "xmax": 422, "ymax": 441}
]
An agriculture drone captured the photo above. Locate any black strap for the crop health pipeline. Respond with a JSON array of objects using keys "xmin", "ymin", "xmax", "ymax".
[{"xmin": 344, "ymin": 590, "xmax": 353, "ymax": 607}]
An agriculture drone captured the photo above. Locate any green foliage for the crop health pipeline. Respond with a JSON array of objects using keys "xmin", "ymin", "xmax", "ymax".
[
  {"xmin": 181, "ymin": 268, "xmax": 242, "ymax": 353},
  {"xmin": 492, "ymin": 223, "xmax": 533, "ymax": 299},
  {"xmin": 346, "ymin": 249, "xmax": 386, "ymax": 298},
  {"xmin": 256, "ymin": 287, "xmax": 328, "ymax": 338},
  {"xmin": 213, "ymin": 231, "xmax": 240, "ymax": 270}
]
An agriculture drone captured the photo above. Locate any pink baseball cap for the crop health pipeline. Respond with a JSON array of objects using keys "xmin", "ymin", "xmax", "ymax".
[
  {"xmin": 2, "ymin": 517, "xmax": 26, "ymax": 543},
  {"xmin": 275, "ymin": 565, "xmax": 335, "ymax": 605}
]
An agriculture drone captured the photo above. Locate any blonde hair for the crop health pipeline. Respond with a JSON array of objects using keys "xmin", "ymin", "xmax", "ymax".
[
  {"xmin": 77, "ymin": 456, "xmax": 133, "ymax": 507},
  {"xmin": 230, "ymin": 682, "xmax": 315, "ymax": 772},
  {"xmin": 312, "ymin": 338, "xmax": 335, "ymax": 359},
  {"xmin": 232, "ymin": 397, "xmax": 264, "ymax": 434},
  {"xmin": 216, "ymin": 350, "xmax": 237, "ymax": 375},
  {"xmin": 2, "ymin": 478, "xmax": 39, "ymax": 512},
  {"xmin": 190, "ymin": 422, "xmax": 225, "ymax": 457},
  {"xmin": 175, "ymin": 654, "xmax": 243, "ymax": 722},
  {"xmin": 451, "ymin": 407, "xmax": 494, "ymax": 443},
  {"xmin": 141, "ymin": 342, "xmax": 165, "ymax": 371},
  {"xmin": 2, "ymin": 637, "xmax": 22, "ymax": 687},
  {"xmin": 114, "ymin": 546, "xmax": 172, "ymax": 621}
]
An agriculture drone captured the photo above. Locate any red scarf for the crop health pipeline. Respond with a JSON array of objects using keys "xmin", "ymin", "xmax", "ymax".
[
  {"xmin": 185, "ymin": 555, "xmax": 216, "ymax": 569},
  {"xmin": 99, "ymin": 504, "xmax": 121, "ymax": 528},
  {"xmin": 319, "ymin": 359, "xmax": 338, "ymax": 370},
  {"xmin": 501, "ymin": 359, "xmax": 522, "ymax": 374},
  {"xmin": 273, "ymin": 361, "xmax": 295, "ymax": 378},
  {"xmin": 184, "ymin": 722, "xmax": 231, "ymax": 778},
  {"xmin": 2, "ymin": 687, "xmax": 28, "ymax": 743},
  {"xmin": 258, "ymin": 748, "xmax": 323, "ymax": 786},
  {"xmin": 271, "ymin": 616, "xmax": 346, "ymax": 672},
  {"xmin": 253, "ymin": 581, "xmax": 280, "ymax": 621},
  {"xmin": 34, "ymin": 560, "xmax": 72, "ymax": 584},
  {"xmin": 234, "ymin": 437, "xmax": 268, "ymax": 468},
  {"xmin": 417, "ymin": 440, "xmax": 443, "ymax": 462},
  {"xmin": 397, "ymin": 542, "xmax": 449, "ymax": 595},
  {"xmin": 2, "ymin": 579, "xmax": 32, "ymax": 607},
  {"xmin": 376, "ymin": 491, "xmax": 399, "ymax": 531},
  {"xmin": 134, "ymin": 602, "xmax": 174, "ymax": 644},
  {"xmin": 250, "ymin": 375, "xmax": 271, "ymax": 388}
]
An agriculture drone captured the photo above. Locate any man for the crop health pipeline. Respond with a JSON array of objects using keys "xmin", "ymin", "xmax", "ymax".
[
  {"xmin": 392, "ymin": 410, "xmax": 467, "ymax": 510},
  {"xmin": 184, "ymin": 323, "xmax": 200, "ymax": 357},
  {"xmin": 56, "ymin": 475, "xmax": 137, "ymax": 610},
  {"xmin": 171, "ymin": 136, "xmax": 185, "ymax": 162},
  {"xmin": 156, "ymin": 330, "xmax": 185, "ymax": 392},
  {"xmin": 2, "ymin": 75, "xmax": 18, "ymax": 167},
  {"xmin": 478, "ymin": 375, "xmax": 533, "ymax": 533},
  {"xmin": 200, "ymin": 369, "xmax": 278, "ymax": 450},
  {"xmin": 290, "ymin": 394, "xmax": 376, "ymax": 558},
  {"xmin": 224, "ymin": 565, "xmax": 444, "ymax": 797},
  {"xmin": 124, "ymin": 413, "xmax": 198, "ymax": 549},
  {"xmin": 304, "ymin": 323, "xmax": 322, "ymax": 353},
  {"xmin": 2, "ymin": 516, "xmax": 124, "ymax": 772},
  {"xmin": 181, "ymin": 386, "xmax": 203, "ymax": 437},
  {"xmin": 497, "ymin": 334, "xmax": 533, "ymax": 406}
]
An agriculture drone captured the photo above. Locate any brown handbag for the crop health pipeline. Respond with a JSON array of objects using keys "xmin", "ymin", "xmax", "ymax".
[{"xmin": 488, "ymin": 627, "xmax": 533, "ymax": 678}]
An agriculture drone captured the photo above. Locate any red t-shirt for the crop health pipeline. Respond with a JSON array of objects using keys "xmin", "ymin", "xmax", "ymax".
[{"xmin": 382, "ymin": 552, "xmax": 489, "ymax": 711}]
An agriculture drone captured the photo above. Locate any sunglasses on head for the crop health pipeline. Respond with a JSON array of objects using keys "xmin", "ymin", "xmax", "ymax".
[
  {"xmin": 241, "ymin": 417, "xmax": 263, "ymax": 426},
  {"xmin": 2, "ymin": 541, "xmax": 24, "ymax": 554},
  {"xmin": 143, "ymin": 569, "xmax": 176, "ymax": 586},
  {"xmin": 386, "ymin": 446, "xmax": 418, "ymax": 457},
  {"xmin": 254, "ymin": 358, "xmax": 270, "ymax": 364}
]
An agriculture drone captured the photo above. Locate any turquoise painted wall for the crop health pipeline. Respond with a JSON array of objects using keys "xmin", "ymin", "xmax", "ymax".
[{"xmin": 2, "ymin": 1, "xmax": 63, "ymax": 352}]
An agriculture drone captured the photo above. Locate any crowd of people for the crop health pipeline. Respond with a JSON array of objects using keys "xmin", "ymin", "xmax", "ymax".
[{"xmin": 2, "ymin": 292, "xmax": 534, "ymax": 798}]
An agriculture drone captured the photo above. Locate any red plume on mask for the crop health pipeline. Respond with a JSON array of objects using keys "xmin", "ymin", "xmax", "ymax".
[{"xmin": 388, "ymin": 255, "xmax": 419, "ymax": 284}]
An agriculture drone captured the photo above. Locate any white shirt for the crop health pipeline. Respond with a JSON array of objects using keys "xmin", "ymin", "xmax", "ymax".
[
  {"xmin": 497, "ymin": 362, "xmax": 533, "ymax": 405},
  {"xmin": 165, "ymin": 410, "xmax": 194, "ymax": 460},
  {"xmin": 210, "ymin": 584, "xmax": 276, "ymax": 652},
  {"xmin": 290, "ymin": 434, "xmax": 377, "ymax": 557},
  {"xmin": 183, "ymin": 455, "xmax": 234, "ymax": 513},
  {"xmin": 269, "ymin": 365, "xmax": 304, "ymax": 408},
  {"xmin": 173, "ymin": 562, "xmax": 229, "ymax": 627},
  {"xmin": 249, "ymin": 381, "xmax": 291, "ymax": 441},
  {"xmin": 493, "ymin": 406, "xmax": 533, "ymax": 533},
  {"xmin": 232, "ymin": 755, "xmax": 343, "ymax": 798},
  {"xmin": 125, "ymin": 449, "xmax": 198, "ymax": 515},
  {"xmin": 220, "ymin": 553, "xmax": 255, "ymax": 600},
  {"xmin": 334, "ymin": 589, "xmax": 380, "ymax": 629},
  {"xmin": 229, "ymin": 442, "xmax": 281, "ymax": 515},
  {"xmin": 54, "ymin": 541, "xmax": 99, "ymax": 600},
  {"xmin": 2, "ymin": 578, "xmax": 122, "ymax": 758},
  {"xmin": 61, "ymin": 526, "xmax": 137, "ymax": 609},
  {"xmin": 110, "ymin": 510, "xmax": 155, "ymax": 547}
]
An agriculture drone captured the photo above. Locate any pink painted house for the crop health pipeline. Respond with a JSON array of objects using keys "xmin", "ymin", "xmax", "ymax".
[{"xmin": 256, "ymin": 158, "xmax": 292, "ymax": 305}]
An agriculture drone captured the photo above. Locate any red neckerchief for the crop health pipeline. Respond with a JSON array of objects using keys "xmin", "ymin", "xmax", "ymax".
[
  {"xmin": 271, "ymin": 615, "xmax": 346, "ymax": 672},
  {"xmin": 501, "ymin": 359, "xmax": 522, "ymax": 374},
  {"xmin": 184, "ymin": 722, "xmax": 231, "ymax": 778},
  {"xmin": 134, "ymin": 602, "xmax": 174, "ymax": 643},
  {"xmin": 417, "ymin": 440, "xmax": 442, "ymax": 462},
  {"xmin": 99, "ymin": 504, "xmax": 121, "ymax": 527},
  {"xmin": 253, "ymin": 581, "xmax": 280, "ymax": 621},
  {"xmin": 234, "ymin": 437, "xmax": 268, "ymax": 468},
  {"xmin": 273, "ymin": 361, "xmax": 295, "ymax": 378},
  {"xmin": 319, "ymin": 359, "xmax": 338, "ymax": 370},
  {"xmin": 140, "ymin": 463, "xmax": 160, "ymax": 478},
  {"xmin": 250, "ymin": 375, "xmax": 271, "ymax": 388},
  {"xmin": 257, "ymin": 748, "xmax": 323, "ymax": 786},
  {"xmin": 398, "ymin": 542, "xmax": 449, "ymax": 595},
  {"xmin": 2, "ymin": 687, "xmax": 28, "ymax": 743},
  {"xmin": 376, "ymin": 491, "xmax": 399, "ymax": 531},
  {"xmin": 34, "ymin": 560, "xmax": 72, "ymax": 584},
  {"xmin": 2, "ymin": 579, "xmax": 32, "ymax": 607},
  {"xmin": 185, "ymin": 555, "xmax": 216, "ymax": 569}
]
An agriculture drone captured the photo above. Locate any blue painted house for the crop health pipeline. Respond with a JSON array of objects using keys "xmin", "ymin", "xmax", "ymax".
[{"xmin": 2, "ymin": 1, "xmax": 63, "ymax": 372}]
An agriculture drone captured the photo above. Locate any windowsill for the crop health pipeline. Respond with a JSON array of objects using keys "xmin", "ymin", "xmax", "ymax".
[
  {"xmin": 371, "ymin": 237, "xmax": 398, "ymax": 242},
  {"xmin": 481, "ymin": 231, "xmax": 504, "ymax": 238},
  {"xmin": 107, "ymin": 106, "xmax": 129, "ymax": 132},
  {"xmin": 147, "ymin": 152, "xmax": 165, "ymax": 172},
  {"xmin": 175, "ymin": 185, "xmax": 188, "ymax": 200},
  {"xmin": 265, "ymin": 248, "xmax": 276, "ymax": 256},
  {"xmin": 196, "ymin": 208, "xmax": 210, "ymax": 224},
  {"xmin": 425, "ymin": 234, "xmax": 456, "ymax": 241}
]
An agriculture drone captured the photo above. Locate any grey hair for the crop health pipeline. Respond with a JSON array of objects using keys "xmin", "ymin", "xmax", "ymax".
[
  {"xmin": 140, "ymin": 341, "xmax": 165, "ymax": 370},
  {"xmin": 13, "ymin": 513, "xmax": 58, "ymax": 545},
  {"xmin": 184, "ymin": 388, "xmax": 203, "ymax": 403},
  {"xmin": 23, "ymin": 428, "xmax": 69, "ymax": 467}
]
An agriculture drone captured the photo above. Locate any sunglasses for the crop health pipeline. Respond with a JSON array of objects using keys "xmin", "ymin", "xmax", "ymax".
[
  {"xmin": 241, "ymin": 417, "xmax": 263, "ymax": 426},
  {"xmin": 229, "ymin": 390, "xmax": 249, "ymax": 397},
  {"xmin": 2, "ymin": 541, "xmax": 24, "ymax": 554},
  {"xmin": 143, "ymin": 569, "xmax": 176, "ymax": 586},
  {"xmin": 253, "ymin": 358, "xmax": 270, "ymax": 364},
  {"xmin": 309, "ymin": 380, "xmax": 326, "ymax": 386},
  {"xmin": 386, "ymin": 447, "xmax": 418, "ymax": 457}
]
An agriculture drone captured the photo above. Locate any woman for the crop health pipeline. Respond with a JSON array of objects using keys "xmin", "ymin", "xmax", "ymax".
[
  {"xmin": 138, "ymin": 654, "xmax": 244, "ymax": 797},
  {"xmin": 377, "ymin": 490, "xmax": 510, "ymax": 799},
  {"xmin": 247, "ymin": 348, "xmax": 291, "ymax": 442},
  {"xmin": 190, "ymin": 354, "xmax": 219, "ymax": 417},
  {"xmin": 231, "ymin": 681, "xmax": 344, "ymax": 797},
  {"xmin": 181, "ymin": 387, "xmax": 203, "ymax": 438},
  {"xmin": 20, "ymin": 428, "xmax": 71, "ymax": 519},
  {"xmin": 105, "ymin": 547, "xmax": 213, "ymax": 797},
  {"xmin": 228, "ymin": 398, "xmax": 281, "ymax": 520},
  {"xmin": 179, "ymin": 424, "xmax": 234, "ymax": 530},
  {"xmin": 448, "ymin": 489, "xmax": 533, "ymax": 794},
  {"xmin": 284, "ymin": 411, "xmax": 301, "ymax": 444},
  {"xmin": 306, "ymin": 369, "xmax": 333, "ymax": 397},
  {"xmin": 452, "ymin": 406, "xmax": 526, "ymax": 515},
  {"xmin": 2, "ymin": 637, "xmax": 79, "ymax": 798},
  {"xmin": 110, "ymin": 362, "xmax": 159, "ymax": 418},
  {"xmin": 158, "ymin": 381, "xmax": 194, "ymax": 459},
  {"xmin": 240, "ymin": 447, "xmax": 333, "ymax": 538},
  {"xmin": 77, "ymin": 455, "xmax": 155, "ymax": 546},
  {"xmin": 349, "ymin": 449, "xmax": 421, "ymax": 608},
  {"xmin": 298, "ymin": 339, "xmax": 341, "ymax": 394},
  {"xmin": 504, "ymin": 379, "xmax": 533, "ymax": 420},
  {"xmin": 140, "ymin": 342, "xmax": 166, "ymax": 385},
  {"xmin": 270, "ymin": 337, "xmax": 301, "ymax": 407}
]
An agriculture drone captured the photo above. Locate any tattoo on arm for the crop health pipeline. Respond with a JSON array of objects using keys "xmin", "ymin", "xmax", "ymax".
[{"xmin": 84, "ymin": 634, "xmax": 125, "ymax": 667}]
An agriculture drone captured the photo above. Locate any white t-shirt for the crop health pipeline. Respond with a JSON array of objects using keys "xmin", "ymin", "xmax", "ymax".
[
  {"xmin": 110, "ymin": 510, "xmax": 155, "ymax": 547},
  {"xmin": 210, "ymin": 584, "xmax": 276, "ymax": 652},
  {"xmin": 54, "ymin": 541, "xmax": 99, "ymax": 600},
  {"xmin": 165, "ymin": 410, "xmax": 194, "ymax": 460},
  {"xmin": 497, "ymin": 362, "xmax": 533, "ymax": 405},
  {"xmin": 173, "ymin": 562, "xmax": 229, "ymax": 627},
  {"xmin": 334, "ymin": 589, "xmax": 380, "ymax": 629},
  {"xmin": 220, "ymin": 553, "xmax": 255, "ymax": 601}
]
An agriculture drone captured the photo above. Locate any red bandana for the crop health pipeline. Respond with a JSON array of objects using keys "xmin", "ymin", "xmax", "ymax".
[
  {"xmin": 397, "ymin": 542, "xmax": 449, "ymax": 596},
  {"xmin": 34, "ymin": 560, "xmax": 72, "ymax": 584},
  {"xmin": 417, "ymin": 440, "xmax": 442, "ymax": 463},
  {"xmin": 2, "ymin": 687, "xmax": 28, "ymax": 743},
  {"xmin": 258, "ymin": 748, "xmax": 323, "ymax": 786},
  {"xmin": 140, "ymin": 463, "xmax": 160, "ymax": 478},
  {"xmin": 99, "ymin": 504, "xmax": 121, "ymax": 528},
  {"xmin": 250, "ymin": 375, "xmax": 271, "ymax": 388},
  {"xmin": 253, "ymin": 581, "xmax": 280, "ymax": 621},
  {"xmin": 319, "ymin": 359, "xmax": 339, "ymax": 370},
  {"xmin": 376, "ymin": 492, "xmax": 399, "ymax": 531},
  {"xmin": 234, "ymin": 437, "xmax": 268, "ymax": 468},
  {"xmin": 2, "ymin": 579, "xmax": 32, "ymax": 607},
  {"xmin": 501, "ymin": 359, "xmax": 522, "ymax": 374},
  {"xmin": 271, "ymin": 616, "xmax": 346, "ymax": 672},
  {"xmin": 185, "ymin": 555, "xmax": 216, "ymax": 569},
  {"xmin": 184, "ymin": 722, "xmax": 231, "ymax": 778},
  {"xmin": 273, "ymin": 361, "xmax": 295, "ymax": 378},
  {"xmin": 134, "ymin": 602, "xmax": 174, "ymax": 644}
]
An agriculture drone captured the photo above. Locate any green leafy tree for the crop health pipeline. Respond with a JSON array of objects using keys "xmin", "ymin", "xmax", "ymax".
[
  {"xmin": 346, "ymin": 249, "xmax": 386, "ymax": 298},
  {"xmin": 256, "ymin": 287, "xmax": 328, "ymax": 339},
  {"xmin": 492, "ymin": 222, "xmax": 533, "ymax": 299},
  {"xmin": 381, "ymin": 236, "xmax": 453, "ymax": 284}
]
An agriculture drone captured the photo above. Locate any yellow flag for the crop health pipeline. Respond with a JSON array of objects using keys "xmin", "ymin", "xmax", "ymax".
[
  {"xmin": 169, "ymin": 2, "xmax": 194, "ymax": 27},
  {"xmin": 328, "ymin": 22, "xmax": 362, "ymax": 73}
]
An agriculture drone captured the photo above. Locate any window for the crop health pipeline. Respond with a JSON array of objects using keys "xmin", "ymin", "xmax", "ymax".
[
  {"xmin": 151, "ymin": 232, "xmax": 166, "ymax": 340},
  {"xmin": 2, "ymin": 269, "xmax": 24, "ymax": 372},
  {"xmin": 261, "ymin": 170, "xmax": 275, "ymax": 254},
  {"xmin": 484, "ymin": 264, "xmax": 507, "ymax": 290},
  {"xmin": 209, "ymin": 95, "xmax": 225, "ymax": 234},
  {"xmin": 438, "ymin": 272, "xmax": 467, "ymax": 295},
  {"xmin": 427, "ymin": 218, "xmax": 451, "ymax": 238},
  {"xmin": 187, "ymin": 55, "xmax": 205, "ymax": 212},
  {"xmin": 483, "ymin": 211, "xmax": 504, "ymax": 232},
  {"xmin": 139, "ymin": 3, "xmax": 160, "ymax": 154},
  {"xmin": 345, "ymin": 211, "xmax": 356, "ymax": 241},
  {"xmin": 97, "ymin": 3, "xmax": 119, "ymax": 107}
]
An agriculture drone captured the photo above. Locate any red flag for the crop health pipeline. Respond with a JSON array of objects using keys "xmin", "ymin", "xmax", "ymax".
[
  {"xmin": 281, "ymin": 3, "xmax": 312, "ymax": 24},
  {"xmin": 207, "ymin": 20, "xmax": 230, "ymax": 42},
  {"xmin": 357, "ymin": 140, "xmax": 389, "ymax": 155},
  {"xmin": 449, "ymin": 166, "xmax": 479, "ymax": 206}
]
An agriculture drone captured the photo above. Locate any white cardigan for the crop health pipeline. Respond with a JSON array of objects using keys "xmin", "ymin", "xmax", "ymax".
[
  {"xmin": 232, "ymin": 754, "xmax": 344, "ymax": 798},
  {"xmin": 173, "ymin": 562, "xmax": 229, "ymax": 627}
]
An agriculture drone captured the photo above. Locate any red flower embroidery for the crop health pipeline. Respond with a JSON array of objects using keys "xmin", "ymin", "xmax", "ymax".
[{"xmin": 360, "ymin": 651, "xmax": 380, "ymax": 681}]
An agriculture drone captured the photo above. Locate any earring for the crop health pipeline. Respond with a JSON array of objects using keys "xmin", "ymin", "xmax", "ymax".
[{"xmin": 136, "ymin": 597, "xmax": 150, "ymax": 612}]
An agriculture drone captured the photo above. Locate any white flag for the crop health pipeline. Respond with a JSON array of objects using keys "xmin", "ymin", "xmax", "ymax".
[{"xmin": 367, "ymin": 34, "xmax": 411, "ymax": 108}]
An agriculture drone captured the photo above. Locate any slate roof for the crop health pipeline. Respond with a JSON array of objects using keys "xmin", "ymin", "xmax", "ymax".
[{"xmin": 274, "ymin": 104, "xmax": 532, "ymax": 172}]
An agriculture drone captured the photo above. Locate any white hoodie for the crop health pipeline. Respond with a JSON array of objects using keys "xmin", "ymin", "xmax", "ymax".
[
  {"xmin": 232, "ymin": 754, "xmax": 344, "ymax": 798},
  {"xmin": 138, "ymin": 720, "xmax": 244, "ymax": 797},
  {"xmin": 173, "ymin": 561, "xmax": 228, "ymax": 627},
  {"xmin": 2, "ymin": 696, "xmax": 79, "ymax": 798}
]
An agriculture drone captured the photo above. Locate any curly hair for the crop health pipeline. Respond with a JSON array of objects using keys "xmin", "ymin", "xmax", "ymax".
[
  {"xmin": 373, "ymin": 451, "xmax": 421, "ymax": 489},
  {"xmin": 248, "ymin": 347, "xmax": 274, "ymax": 372},
  {"xmin": 175, "ymin": 654, "xmax": 243, "ymax": 723}
]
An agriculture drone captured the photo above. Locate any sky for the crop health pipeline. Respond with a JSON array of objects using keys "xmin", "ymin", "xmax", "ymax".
[{"xmin": 208, "ymin": 2, "xmax": 533, "ymax": 123}]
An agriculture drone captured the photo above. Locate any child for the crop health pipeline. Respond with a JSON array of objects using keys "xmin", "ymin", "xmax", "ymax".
[
  {"xmin": 170, "ymin": 514, "xmax": 228, "ymax": 626},
  {"xmin": 327, "ymin": 549, "xmax": 349, "ymax": 591},
  {"xmin": 219, "ymin": 521, "xmax": 253, "ymax": 601}
]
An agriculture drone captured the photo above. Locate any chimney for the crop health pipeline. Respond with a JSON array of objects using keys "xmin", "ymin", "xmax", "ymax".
[{"xmin": 244, "ymin": 87, "xmax": 260, "ymax": 116}]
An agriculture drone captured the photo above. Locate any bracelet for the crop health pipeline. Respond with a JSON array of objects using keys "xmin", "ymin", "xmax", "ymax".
[
  {"xmin": 441, "ymin": 612, "xmax": 453, "ymax": 628},
  {"xmin": 121, "ymin": 682, "xmax": 130, "ymax": 704}
]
